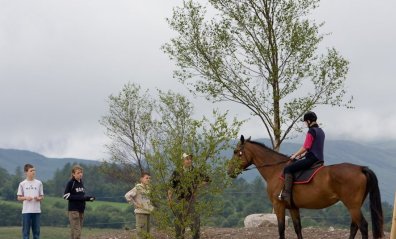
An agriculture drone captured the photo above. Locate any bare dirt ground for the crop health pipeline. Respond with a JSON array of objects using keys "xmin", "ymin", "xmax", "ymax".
[{"xmin": 89, "ymin": 226, "xmax": 390, "ymax": 239}]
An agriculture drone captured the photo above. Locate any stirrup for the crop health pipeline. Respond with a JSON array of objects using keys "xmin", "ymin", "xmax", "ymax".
[{"xmin": 278, "ymin": 190, "xmax": 283, "ymax": 200}]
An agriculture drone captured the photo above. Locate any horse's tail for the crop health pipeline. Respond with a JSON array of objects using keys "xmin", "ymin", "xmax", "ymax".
[{"xmin": 362, "ymin": 167, "xmax": 384, "ymax": 238}]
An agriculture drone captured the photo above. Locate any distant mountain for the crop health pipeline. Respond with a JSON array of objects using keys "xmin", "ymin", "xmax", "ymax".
[
  {"xmin": 237, "ymin": 139, "xmax": 396, "ymax": 203},
  {"xmin": 1, "ymin": 138, "xmax": 395, "ymax": 203},
  {"xmin": 364, "ymin": 140, "xmax": 396, "ymax": 153},
  {"xmin": 0, "ymin": 148, "xmax": 100, "ymax": 181}
]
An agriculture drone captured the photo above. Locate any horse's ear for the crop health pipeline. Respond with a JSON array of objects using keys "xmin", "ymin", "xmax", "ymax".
[
  {"xmin": 240, "ymin": 135, "xmax": 245, "ymax": 144},
  {"xmin": 247, "ymin": 136, "xmax": 251, "ymax": 141}
]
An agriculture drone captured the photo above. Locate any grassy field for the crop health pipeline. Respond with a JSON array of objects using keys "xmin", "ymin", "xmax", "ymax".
[
  {"xmin": 0, "ymin": 199, "xmax": 19, "ymax": 206},
  {"xmin": 0, "ymin": 226, "xmax": 132, "ymax": 239},
  {"xmin": 42, "ymin": 195, "xmax": 130, "ymax": 210},
  {"xmin": 1, "ymin": 196, "xmax": 129, "ymax": 210},
  {"xmin": 0, "ymin": 196, "xmax": 134, "ymax": 230},
  {"xmin": 86, "ymin": 198, "xmax": 130, "ymax": 211}
]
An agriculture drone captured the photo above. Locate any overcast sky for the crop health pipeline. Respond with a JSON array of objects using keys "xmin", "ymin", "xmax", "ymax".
[{"xmin": 1, "ymin": 0, "xmax": 395, "ymax": 160}]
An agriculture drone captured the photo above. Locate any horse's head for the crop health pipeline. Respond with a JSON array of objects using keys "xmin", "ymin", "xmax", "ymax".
[{"xmin": 227, "ymin": 135, "xmax": 253, "ymax": 178}]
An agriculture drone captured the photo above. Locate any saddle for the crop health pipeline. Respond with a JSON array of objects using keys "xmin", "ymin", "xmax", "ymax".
[{"xmin": 280, "ymin": 160, "xmax": 324, "ymax": 184}]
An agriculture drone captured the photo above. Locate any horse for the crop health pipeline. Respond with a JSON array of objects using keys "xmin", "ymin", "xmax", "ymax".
[{"xmin": 227, "ymin": 135, "xmax": 384, "ymax": 239}]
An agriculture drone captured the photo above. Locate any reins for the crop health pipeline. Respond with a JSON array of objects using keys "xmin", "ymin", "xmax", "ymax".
[{"xmin": 243, "ymin": 158, "xmax": 290, "ymax": 171}]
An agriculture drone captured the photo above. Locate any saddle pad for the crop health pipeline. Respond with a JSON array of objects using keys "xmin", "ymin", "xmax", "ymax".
[{"xmin": 280, "ymin": 162, "xmax": 325, "ymax": 184}]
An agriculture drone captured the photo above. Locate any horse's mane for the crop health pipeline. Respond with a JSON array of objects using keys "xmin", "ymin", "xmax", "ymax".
[{"xmin": 248, "ymin": 140, "xmax": 289, "ymax": 159}]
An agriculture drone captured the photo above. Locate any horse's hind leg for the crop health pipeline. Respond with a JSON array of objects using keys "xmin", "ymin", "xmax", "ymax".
[
  {"xmin": 358, "ymin": 215, "xmax": 368, "ymax": 239},
  {"xmin": 348, "ymin": 208, "xmax": 368, "ymax": 239},
  {"xmin": 289, "ymin": 208, "xmax": 303, "ymax": 239},
  {"xmin": 348, "ymin": 222, "xmax": 358, "ymax": 239}
]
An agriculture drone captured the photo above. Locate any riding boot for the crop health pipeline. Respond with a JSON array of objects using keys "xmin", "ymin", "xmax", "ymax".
[{"xmin": 280, "ymin": 173, "xmax": 293, "ymax": 206}]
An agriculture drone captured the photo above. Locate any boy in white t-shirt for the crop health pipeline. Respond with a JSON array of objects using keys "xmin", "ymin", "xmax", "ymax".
[{"xmin": 17, "ymin": 164, "xmax": 44, "ymax": 239}]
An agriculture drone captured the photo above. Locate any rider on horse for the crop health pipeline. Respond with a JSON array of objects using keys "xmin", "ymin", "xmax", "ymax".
[{"xmin": 280, "ymin": 111, "xmax": 325, "ymax": 205}]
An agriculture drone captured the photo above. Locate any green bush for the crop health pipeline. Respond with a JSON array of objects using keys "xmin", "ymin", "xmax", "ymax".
[{"xmin": 0, "ymin": 203, "xmax": 21, "ymax": 226}]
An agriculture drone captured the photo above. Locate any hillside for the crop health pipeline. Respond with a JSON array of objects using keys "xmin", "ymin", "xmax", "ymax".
[
  {"xmin": 1, "ymin": 138, "xmax": 395, "ymax": 202},
  {"xmin": 0, "ymin": 148, "xmax": 99, "ymax": 181}
]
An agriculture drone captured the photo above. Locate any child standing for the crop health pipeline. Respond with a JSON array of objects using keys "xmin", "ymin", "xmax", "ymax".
[
  {"xmin": 63, "ymin": 165, "xmax": 95, "ymax": 239},
  {"xmin": 17, "ymin": 163, "xmax": 44, "ymax": 239},
  {"xmin": 125, "ymin": 172, "xmax": 154, "ymax": 239}
]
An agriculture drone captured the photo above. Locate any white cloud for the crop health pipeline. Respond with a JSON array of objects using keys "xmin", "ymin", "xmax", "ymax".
[
  {"xmin": 1, "ymin": 0, "xmax": 396, "ymax": 158},
  {"xmin": 324, "ymin": 110, "xmax": 396, "ymax": 141}
]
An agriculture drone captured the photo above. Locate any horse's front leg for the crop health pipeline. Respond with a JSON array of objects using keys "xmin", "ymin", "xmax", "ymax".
[
  {"xmin": 289, "ymin": 208, "xmax": 303, "ymax": 239},
  {"xmin": 273, "ymin": 201, "xmax": 287, "ymax": 239}
]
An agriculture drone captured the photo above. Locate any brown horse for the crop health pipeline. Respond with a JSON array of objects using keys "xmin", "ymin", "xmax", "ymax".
[{"xmin": 227, "ymin": 135, "xmax": 384, "ymax": 239}]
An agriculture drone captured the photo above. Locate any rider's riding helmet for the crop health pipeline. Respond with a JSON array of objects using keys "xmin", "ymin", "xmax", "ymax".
[{"xmin": 303, "ymin": 111, "xmax": 317, "ymax": 122}]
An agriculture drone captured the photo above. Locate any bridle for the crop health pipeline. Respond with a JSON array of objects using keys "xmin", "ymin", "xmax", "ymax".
[{"xmin": 235, "ymin": 143, "xmax": 290, "ymax": 172}]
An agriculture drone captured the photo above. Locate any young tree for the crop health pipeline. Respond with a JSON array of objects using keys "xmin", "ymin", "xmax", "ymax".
[
  {"xmin": 1, "ymin": 166, "xmax": 23, "ymax": 201},
  {"xmin": 163, "ymin": 0, "xmax": 352, "ymax": 151},
  {"xmin": 100, "ymin": 83, "xmax": 155, "ymax": 181},
  {"xmin": 147, "ymin": 91, "xmax": 243, "ymax": 238},
  {"xmin": 101, "ymin": 83, "xmax": 242, "ymax": 237}
]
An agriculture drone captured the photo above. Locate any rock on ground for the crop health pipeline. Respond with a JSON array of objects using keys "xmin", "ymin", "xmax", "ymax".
[{"xmin": 244, "ymin": 213, "xmax": 289, "ymax": 228}]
